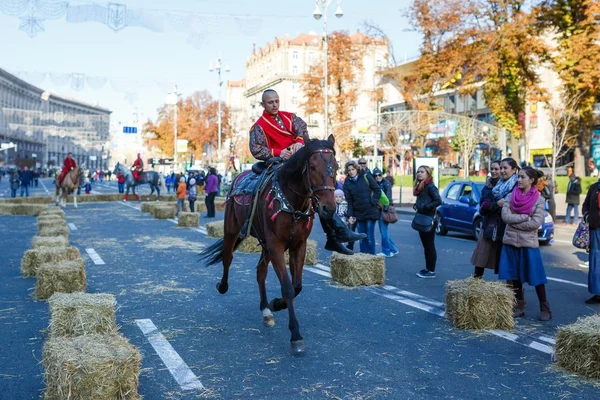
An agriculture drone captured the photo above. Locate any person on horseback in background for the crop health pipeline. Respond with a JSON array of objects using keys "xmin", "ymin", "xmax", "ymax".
[
  {"xmin": 249, "ymin": 89, "xmax": 365, "ymax": 255},
  {"xmin": 57, "ymin": 152, "xmax": 76, "ymax": 187},
  {"xmin": 131, "ymin": 153, "xmax": 144, "ymax": 182}
]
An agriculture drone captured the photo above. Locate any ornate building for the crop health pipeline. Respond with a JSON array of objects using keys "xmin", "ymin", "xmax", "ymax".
[{"xmin": 0, "ymin": 68, "xmax": 111, "ymax": 170}]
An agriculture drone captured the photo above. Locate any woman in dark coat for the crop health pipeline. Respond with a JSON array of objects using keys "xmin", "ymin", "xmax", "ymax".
[
  {"xmin": 343, "ymin": 160, "xmax": 381, "ymax": 254},
  {"xmin": 582, "ymin": 181, "xmax": 600, "ymax": 304},
  {"xmin": 413, "ymin": 165, "xmax": 442, "ymax": 278}
]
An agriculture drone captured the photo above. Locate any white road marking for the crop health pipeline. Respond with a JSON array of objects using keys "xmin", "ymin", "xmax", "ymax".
[
  {"xmin": 120, "ymin": 201, "xmax": 141, "ymax": 210},
  {"xmin": 554, "ymin": 239, "xmax": 571, "ymax": 244},
  {"xmin": 135, "ymin": 319, "xmax": 204, "ymax": 391},
  {"xmin": 68, "ymin": 223, "xmax": 77, "ymax": 231},
  {"xmin": 547, "ymin": 277, "xmax": 587, "ymax": 288},
  {"xmin": 85, "ymin": 248, "xmax": 105, "ymax": 265},
  {"xmin": 39, "ymin": 179, "xmax": 50, "ymax": 194}
]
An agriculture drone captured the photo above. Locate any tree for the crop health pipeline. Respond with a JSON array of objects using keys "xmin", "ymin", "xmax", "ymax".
[
  {"xmin": 450, "ymin": 118, "xmax": 478, "ymax": 178},
  {"xmin": 301, "ymin": 31, "xmax": 368, "ymax": 151}
]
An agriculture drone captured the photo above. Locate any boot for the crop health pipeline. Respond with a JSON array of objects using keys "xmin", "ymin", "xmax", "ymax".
[
  {"xmin": 513, "ymin": 299, "xmax": 526, "ymax": 318},
  {"xmin": 539, "ymin": 301, "xmax": 552, "ymax": 321},
  {"xmin": 320, "ymin": 214, "xmax": 365, "ymax": 255}
]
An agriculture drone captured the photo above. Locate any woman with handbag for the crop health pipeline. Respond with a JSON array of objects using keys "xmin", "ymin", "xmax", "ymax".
[
  {"xmin": 471, "ymin": 161, "xmax": 502, "ymax": 277},
  {"xmin": 498, "ymin": 167, "xmax": 552, "ymax": 321},
  {"xmin": 373, "ymin": 167, "xmax": 399, "ymax": 257},
  {"xmin": 581, "ymin": 181, "xmax": 600, "ymax": 304},
  {"xmin": 413, "ymin": 166, "xmax": 442, "ymax": 278}
]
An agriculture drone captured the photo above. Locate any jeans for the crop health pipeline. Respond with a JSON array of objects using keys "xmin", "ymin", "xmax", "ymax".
[
  {"xmin": 20, "ymin": 184, "xmax": 29, "ymax": 197},
  {"xmin": 10, "ymin": 188, "xmax": 17, "ymax": 198},
  {"xmin": 566, "ymin": 204, "xmax": 579, "ymax": 224},
  {"xmin": 356, "ymin": 219, "xmax": 377, "ymax": 254},
  {"xmin": 378, "ymin": 216, "xmax": 399, "ymax": 256},
  {"xmin": 205, "ymin": 192, "xmax": 216, "ymax": 217},
  {"xmin": 418, "ymin": 230, "xmax": 437, "ymax": 272},
  {"xmin": 176, "ymin": 199, "xmax": 186, "ymax": 215},
  {"xmin": 189, "ymin": 200, "xmax": 195, "ymax": 212},
  {"xmin": 166, "ymin": 185, "xmax": 171, "ymax": 194}
]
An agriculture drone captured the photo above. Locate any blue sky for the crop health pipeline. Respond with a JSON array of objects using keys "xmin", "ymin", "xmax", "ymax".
[{"xmin": 0, "ymin": 0, "xmax": 421, "ymax": 127}]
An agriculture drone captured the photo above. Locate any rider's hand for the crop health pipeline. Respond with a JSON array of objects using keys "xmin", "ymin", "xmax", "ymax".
[
  {"xmin": 280, "ymin": 149, "xmax": 292, "ymax": 160},
  {"xmin": 498, "ymin": 199, "xmax": 504, "ymax": 207},
  {"xmin": 291, "ymin": 142, "xmax": 304, "ymax": 153}
]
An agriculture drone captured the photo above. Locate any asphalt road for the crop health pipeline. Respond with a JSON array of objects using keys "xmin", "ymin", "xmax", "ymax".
[{"xmin": 1, "ymin": 197, "xmax": 599, "ymax": 399}]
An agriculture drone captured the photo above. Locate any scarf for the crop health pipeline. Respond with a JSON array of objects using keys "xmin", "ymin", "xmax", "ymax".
[
  {"xmin": 510, "ymin": 186, "xmax": 540, "ymax": 215},
  {"xmin": 492, "ymin": 174, "xmax": 518, "ymax": 200},
  {"xmin": 253, "ymin": 111, "xmax": 304, "ymax": 157},
  {"xmin": 414, "ymin": 177, "xmax": 432, "ymax": 196}
]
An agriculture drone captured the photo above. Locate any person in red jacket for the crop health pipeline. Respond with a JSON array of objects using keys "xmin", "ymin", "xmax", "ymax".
[
  {"xmin": 248, "ymin": 89, "xmax": 364, "ymax": 255},
  {"xmin": 57, "ymin": 152, "xmax": 76, "ymax": 187},
  {"xmin": 131, "ymin": 153, "xmax": 144, "ymax": 181}
]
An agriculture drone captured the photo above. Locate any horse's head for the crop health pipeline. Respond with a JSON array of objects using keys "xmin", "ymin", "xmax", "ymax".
[{"xmin": 112, "ymin": 163, "xmax": 120, "ymax": 175}]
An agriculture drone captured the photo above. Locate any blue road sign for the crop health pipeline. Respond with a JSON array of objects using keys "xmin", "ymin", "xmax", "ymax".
[{"xmin": 123, "ymin": 126, "xmax": 138, "ymax": 134}]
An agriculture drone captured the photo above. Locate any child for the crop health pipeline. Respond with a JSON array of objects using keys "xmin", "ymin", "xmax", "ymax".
[
  {"xmin": 188, "ymin": 178, "xmax": 197, "ymax": 212},
  {"xmin": 84, "ymin": 178, "xmax": 92, "ymax": 194},
  {"xmin": 334, "ymin": 189, "xmax": 348, "ymax": 225},
  {"xmin": 176, "ymin": 177, "xmax": 187, "ymax": 217}
]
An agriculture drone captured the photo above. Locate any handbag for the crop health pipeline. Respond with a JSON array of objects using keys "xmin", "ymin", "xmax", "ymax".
[
  {"xmin": 572, "ymin": 221, "xmax": 590, "ymax": 250},
  {"xmin": 382, "ymin": 207, "xmax": 398, "ymax": 224},
  {"xmin": 482, "ymin": 213, "xmax": 499, "ymax": 241},
  {"xmin": 411, "ymin": 212, "xmax": 435, "ymax": 233}
]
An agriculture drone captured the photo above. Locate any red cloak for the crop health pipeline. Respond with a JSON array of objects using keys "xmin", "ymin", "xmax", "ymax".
[{"xmin": 253, "ymin": 111, "xmax": 304, "ymax": 157}]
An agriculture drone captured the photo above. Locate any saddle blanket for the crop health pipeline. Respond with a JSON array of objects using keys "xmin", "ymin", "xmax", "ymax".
[{"xmin": 230, "ymin": 170, "xmax": 261, "ymax": 206}]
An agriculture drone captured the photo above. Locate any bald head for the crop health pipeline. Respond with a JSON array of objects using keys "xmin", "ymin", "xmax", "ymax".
[
  {"xmin": 262, "ymin": 89, "xmax": 278, "ymax": 102},
  {"xmin": 261, "ymin": 89, "xmax": 279, "ymax": 116}
]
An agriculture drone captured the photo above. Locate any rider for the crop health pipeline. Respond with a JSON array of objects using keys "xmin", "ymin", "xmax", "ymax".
[
  {"xmin": 249, "ymin": 89, "xmax": 365, "ymax": 255},
  {"xmin": 131, "ymin": 153, "xmax": 144, "ymax": 181},
  {"xmin": 57, "ymin": 152, "xmax": 76, "ymax": 187}
]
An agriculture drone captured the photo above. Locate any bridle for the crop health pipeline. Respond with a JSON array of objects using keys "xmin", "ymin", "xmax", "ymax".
[{"xmin": 288, "ymin": 148, "xmax": 336, "ymax": 199}]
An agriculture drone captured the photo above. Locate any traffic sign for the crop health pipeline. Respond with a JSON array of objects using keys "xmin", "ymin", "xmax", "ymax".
[{"xmin": 123, "ymin": 126, "xmax": 138, "ymax": 134}]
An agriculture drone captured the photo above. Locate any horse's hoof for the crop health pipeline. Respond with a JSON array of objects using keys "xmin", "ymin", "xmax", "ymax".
[
  {"xmin": 263, "ymin": 316, "xmax": 275, "ymax": 328},
  {"xmin": 216, "ymin": 282, "xmax": 228, "ymax": 294},
  {"xmin": 290, "ymin": 340, "xmax": 305, "ymax": 356}
]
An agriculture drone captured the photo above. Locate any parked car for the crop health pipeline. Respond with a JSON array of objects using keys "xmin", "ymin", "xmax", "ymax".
[{"xmin": 435, "ymin": 180, "xmax": 554, "ymax": 244}]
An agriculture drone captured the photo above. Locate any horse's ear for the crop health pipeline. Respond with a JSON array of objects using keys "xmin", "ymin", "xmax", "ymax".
[
  {"xmin": 302, "ymin": 131, "xmax": 310, "ymax": 144},
  {"xmin": 327, "ymin": 134, "xmax": 335, "ymax": 146}
]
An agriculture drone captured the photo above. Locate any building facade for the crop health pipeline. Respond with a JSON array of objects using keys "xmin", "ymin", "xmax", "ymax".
[{"xmin": 0, "ymin": 68, "xmax": 111, "ymax": 170}]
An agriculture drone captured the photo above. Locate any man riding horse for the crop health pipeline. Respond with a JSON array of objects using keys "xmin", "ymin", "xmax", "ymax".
[
  {"xmin": 57, "ymin": 152, "xmax": 76, "ymax": 187},
  {"xmin": 132, "ymin": 153, "xmax": 144, "ymax": 182},
  {"xmin": 250, "ymin": 89, "xmax": 365, "ymax": 255}
]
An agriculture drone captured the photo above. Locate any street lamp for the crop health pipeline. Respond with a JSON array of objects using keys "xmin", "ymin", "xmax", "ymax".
[
  {"xmin": 209, "ymin": 56, "xmax": 230, "ymax": 160},
  {"xmin": 165, "ymin": 86, "xmax": 179, "ymax": 169},
  {"xmin": 313, "ymin": 0, "xmax": 343, "ymax": 138}
]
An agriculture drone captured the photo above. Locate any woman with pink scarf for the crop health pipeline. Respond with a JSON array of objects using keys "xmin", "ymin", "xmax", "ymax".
[{"xmin": 498, "ymin": 166, "xmax": 551, "ymax": 321}]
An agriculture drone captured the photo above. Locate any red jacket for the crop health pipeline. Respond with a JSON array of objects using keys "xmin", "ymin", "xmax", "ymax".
[
  {"xmin": 61, "ymin": 157, "xmax": 76, "ymax": 175},
  {"xmin": 133, "ymin": 158, "xmax": 143, "ymax": 169},
  {"xmin": 252, "ymin": 111, "xmax": 304, "ymax": 157}
]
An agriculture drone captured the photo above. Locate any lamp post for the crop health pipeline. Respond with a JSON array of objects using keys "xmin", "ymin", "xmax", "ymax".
[
  {"xmin": 165, "ymin": 86, "xmax": 179, "ymax": 170},
  {"xmin": 209, "ymin": 56, "xmax": 230, "ymax": 160},
  {"xmin": 41, "ymin": 91, "xmax": 50, "ymax": 169},
  {"xmin": 313, "ymin": 0, "xmax": 343, "ymax": 138}
]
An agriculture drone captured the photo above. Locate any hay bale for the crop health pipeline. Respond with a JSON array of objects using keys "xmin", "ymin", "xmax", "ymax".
[
  {"xmin": 35, "ymin": 260, "xmax": 87, "ymax": 300},
  {"xmin": 178, "ymin": 212, "xmax": 199, "ymax": 227},
  {"xmin": 285, "ymin": 239, "xmax": 318, "ymax": 265},
  {"xmin": 40, "ymin": 208, "xmax": 65, "ymax": 218},
  {"xmin": 205, "ymin": 220, "xmax": 224, "ymax": 237},
  {"xmin": 43, "ymin": 334, "xmax": 141, "ymax": 400},
  {"xmin": 37, "ymin": 215, "xmax": 65, "ymax": 223},
  {"xmin": 445, "ymin": 278, "xmax": 515, "ymax": 331},
  {"xmin": 32, "ymin": 236, "xmax": 69, "ymax": 249},
  {"xmin": 140, "ymin": 202, "xmax": 153, "ymax": 213},
  {"xmin": 237, "ymin": 236, "xmax": 262, "ymax": 253},
  {"xmin": 0, "ymin": 203, "xmax": 13, "ymax": 215},
  {"xmin": 38, "ymin": 219, "xmax": 68, "ymax": 232},
  {"xmin": 555, "ymin": 314, "xmax": 600, "ymax": 379},
  {"xmin": 149, "ymin": 202, "xmax": 176, "ymax": 216},
  {"xmin": 39, "ymin": 225, "xmax": 69, "ymax": 238},
  {"xmin": 48, "ymin": 293, "xmax": 117, "ymax": 338},
  {"xmin": 21, "ymin": 247, "xmax": 81, "ymax": 277},
  {"xmin": 154, "ymin": 205, "xmax": 175, "ymax": 219},
  {"xmin": 11, "ymin": 203, "xmax": 45, "ymax": 216},
  {"xmin": 329, "ymin": 253, "xmax": 385, "ymax": 286}
]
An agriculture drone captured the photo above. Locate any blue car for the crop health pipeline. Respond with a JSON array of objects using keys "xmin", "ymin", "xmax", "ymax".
[{"xmin": 435, "ymin": 180, "xmax": 554, "ymax": 244}]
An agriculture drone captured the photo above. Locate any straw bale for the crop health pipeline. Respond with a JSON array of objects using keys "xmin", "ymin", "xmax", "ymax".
[
  {"xmin": 178, "ymin": 212, "xmax": 199, "ymax": 227},
  {"xmin": 35, "ymin": 260, "xmax": 87, "ymax": 300},
  {"xmin": 285, "ymin": 239, "xmax": 318, "ymax": 265},
  {"xmin": 38, "ymin": 219, "xmax": 68, "ymax": 232},
  {"xmin": 40, "ymin": 208, "xmax": 65, "ymax": 218},
  {"xmin": 154, "ymin": 205, "xmax": 176, "ymax": 219},
  {"xmin": 37, "ymin": 215, "xmax": 65, "ymax": 224},
  {"xmin": 329, "ymin": 253, "xmax": 385, "ymax": 286},
  {"xmin": 140, "ymin": 202, "xmax": 153, "ymax": 213},
  {"xmin": 237, "ymin": 236, "xmax": 261, "ymax": 253},
  {"xmin": 445, "ymin": 278, "xmax": 515, "ymax": 331},
  {"xmin": 39, "ymin": 225, "xmax": 69, "ymax": 238},
  {"xmin": 48, "ymin": 293, "xmax": 117, "ymax": 338},
  {"xmin": 555, "ymin": 314, "xmax": 600, "ymax": 379},
  {"xmin": 21, "ymin": 247, "xmax": 81, "ymax": 277},
  {"xmin": 32, "ymin": 236, "xmax": 69, "ymax": 249},
  {"xmin": 0, "ymin": 203, "xmax": 12, "ymax": 215},
  {"xmin": 206, "ymin": 220, "xmax": 224, "ymax": 237},
  {"xmin": 11, "ymin": 203, "xmax": 45, "ymax": 216},
  {"xmin": 43, "ymin": 334, "xmax": 141, "ymax": 400},
  {"xmin": 149, "ymin": 202, "xmax": 176, "ymax": 216}
]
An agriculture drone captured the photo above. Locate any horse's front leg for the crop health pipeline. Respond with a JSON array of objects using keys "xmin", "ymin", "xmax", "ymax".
[
  {"xmin": 288, "ymin": 242, "xmax": 307, "ymax": 298},
  {"xmin": 257, "ymin": 251, "xmax": 274, "ymax": 327},
  {"xmin": 124, "ymin": 185, "xmax": 129, "ymax": 201},
  {"xmin": 73, "ymin": 191, "xmax": 78, "ymax": 208},
  {"xmin": 134, "ymin": 185, "xmax": 140, "ymax": 201},
  {"xmin": 55, "ymin": 186, "xmax": 60, "ymax": 205},
  {"xmin": 270, "ymin": 249, "xmax": 304, "ymax": 355},
  {"xmin": 148, "ymin": 185, "xmax": 154, "ymax": 201}
]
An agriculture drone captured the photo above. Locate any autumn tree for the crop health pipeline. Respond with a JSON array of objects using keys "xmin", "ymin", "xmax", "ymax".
[
  {"xmin": 143, "ymin": 90, "xmax": 231, "ymax": 162},
  {"xmin": 450, "ymin": 118, "xmax": 478, "ymax": 178},
  {"xmin": 301, "ymin": 31, "xmax": 368, "ymax": 151}
]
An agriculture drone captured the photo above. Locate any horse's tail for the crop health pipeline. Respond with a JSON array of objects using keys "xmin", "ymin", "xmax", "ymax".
[{"xmin": 199, "ymin": 237, "xmax": 242, "ymax": 266}]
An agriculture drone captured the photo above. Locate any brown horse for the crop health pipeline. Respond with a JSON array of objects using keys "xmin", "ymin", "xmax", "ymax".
[
  {"xmin": 200, "ymin": 133, "xmax": 338, "ymax": 355},
  {"xmin": 55, "ymin": 167, "xmax": 83, "ymax": 208}
]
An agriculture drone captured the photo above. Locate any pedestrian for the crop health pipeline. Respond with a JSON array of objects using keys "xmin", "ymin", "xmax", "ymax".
[
  {"xmin": 165, "ymin": 174, "xmax": 172, "ymax": 194},
  {"xmin": 188, "ymin": 178, "xmax": 197, "ymax": 212},
  {"xmin": 84, "ymin": 178, "xmax": 92, "ymax": 194},
  {"xmin": 9, "ymin": 170, "xmax": 19, "ymax": 198},
  {"xmin": 413, "ymin": 166, "xmax": 442, "ymax": 278},
  {"xmin": 565, "ymin": 174, "xmax": 582, "ymax": 225},
  {"xmin": 373, "ymin": 167, "xmax": 398, "ymax": 258},
  {"xmin": 204, "ymin": 168, "xmax": 218, "ymax": 218},
  {"xmin": 498, "ymin": 166, "xmax": 551, "ymax": 320},
  {"xmin": 334, "ymin": 189, "xmax": 348, "ymax": 225},
  {"xmin": 197, "ymin": 171, "xmax": 206, "ymax": 196},
  {"xmin": 18, "ymin": 166, "xmax": 33, "ymax": 197},
  {"xmin": 343, "ymin": 160, "xmax": 381, "ymax": 254},
  {"xmin": 471, "ymin": 160, "xmax": 502, "ymax": 277},
  {"xmin": 581, "ymin": 180, "xmax": 600, "ymax": 304},
  {"xmin": 33, "ymin": 169, "xmax": 39, "ymax": 187},
  {"xmin": 176, "ymin": 177, "xmax": 187, "ymax": 217},
  {"xmin": 384, "ymin": 170, "xmax": 395, "ymax": 189},
  {"xmin": 117, "ymin": 172, "xmax": 125, "ymax": 193},
  {"xmin": 539, "ymin": 174, "xmax": 557, "ymax": 222}
]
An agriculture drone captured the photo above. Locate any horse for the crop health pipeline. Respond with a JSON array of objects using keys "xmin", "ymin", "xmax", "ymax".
[
  {"xmin": 200, "ymin": 133, "xmax": 338, "ymax": 355},
  {"xmin": 113, "ymin": 162, "xmax": 165, "ymax": 201},
  {"xmin": 55, "ymin": 166, "xmax": 84, "ymax": 208}
]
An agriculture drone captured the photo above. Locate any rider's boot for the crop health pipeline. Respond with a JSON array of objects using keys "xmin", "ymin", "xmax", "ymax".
[
  {"xmin": 319, "ymin": 213, "xmax": 366, "ymax": 255},
  {"xmin": 124, "ymin": 194, "xmax": 129, "ymax": 201}
]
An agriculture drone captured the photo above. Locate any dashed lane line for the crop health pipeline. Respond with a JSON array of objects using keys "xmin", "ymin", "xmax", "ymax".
[
  {"xmin": 68, "ymin": 223, "xmax": 77, "ymax": 231},
  {"xmin": 135, "ymin": 319, "xmax": 205, "ymax": 391},
  {"xmin": 547, "ymin": 276, "xmax": 587, "ymax": 288},
  {"xmin": 39, "ymin": 179, "xmax": 50, "ymax": 194},
  {"xmin": 85, "ymin": 248, "xmax": 105, "ymax": 265},
  {"xmin": 120, "ymin": 201, "xmax": 141, "ymax": 210}
]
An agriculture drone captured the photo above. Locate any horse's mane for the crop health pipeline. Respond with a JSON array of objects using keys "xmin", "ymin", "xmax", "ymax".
[{"xmin": 278, "ymin": 138, "xmax": 335, "ymax": 179}]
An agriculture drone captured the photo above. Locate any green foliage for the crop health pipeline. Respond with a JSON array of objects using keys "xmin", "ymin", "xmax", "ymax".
[{"xmin": 351, "ymin": 139, "xmax": 367, "ymax": 158}]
